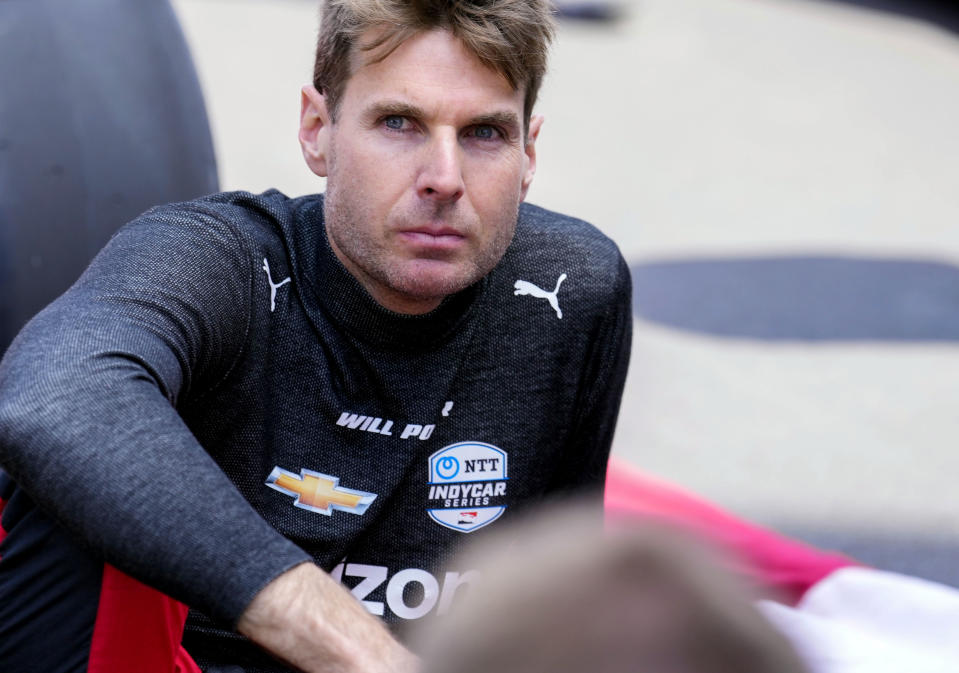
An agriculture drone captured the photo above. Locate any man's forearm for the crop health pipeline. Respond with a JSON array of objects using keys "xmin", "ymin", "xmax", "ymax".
[{"xmin": 238, "ymin": 563, "xmax": 419, "ymax": 673}]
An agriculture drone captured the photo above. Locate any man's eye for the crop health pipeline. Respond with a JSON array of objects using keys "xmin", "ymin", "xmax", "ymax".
[
  {"xmin": 469, "ymin": 125, "xmax": 501, "ymax": 141},
  {"xmin": 384, "ymin": 116, "xmax": 406, "ymax": 131}
]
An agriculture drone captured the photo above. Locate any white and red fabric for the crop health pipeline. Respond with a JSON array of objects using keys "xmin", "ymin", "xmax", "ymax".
[{"xmin": 605, "ymin": 458, "xmax": 959, "ymax": 672}]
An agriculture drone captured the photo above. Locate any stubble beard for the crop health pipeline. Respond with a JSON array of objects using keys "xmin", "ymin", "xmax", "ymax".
[{"xmin": 324, "ymin": 168, "xmax": 519, "ymax": 307}]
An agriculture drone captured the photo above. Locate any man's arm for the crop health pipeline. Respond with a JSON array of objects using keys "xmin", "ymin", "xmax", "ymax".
[
  {"xmin": 239, "ymin": 564, "xmax": 419, "ymax": 673},
  {"xmin": 0, "ymin": 205, "xmax": 414, "ymax": 670},
  {"xmin": 550, "ymin": 253, "xmax": 632, "ymax": 495}
]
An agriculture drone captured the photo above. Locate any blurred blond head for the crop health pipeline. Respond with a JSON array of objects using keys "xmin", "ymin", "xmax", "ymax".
[{"xmin": 414, "ymin": 504, "xmax": 808, "ymax": 673}]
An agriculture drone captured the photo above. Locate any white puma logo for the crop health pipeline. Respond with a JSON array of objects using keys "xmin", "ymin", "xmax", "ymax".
[
  {"xmin": 513, "ymin": 273, "xmax": 567, "ymax": 319},
  {"xmin": 262, "ymin": 257, "xmax": 291, "ymax": 313}
]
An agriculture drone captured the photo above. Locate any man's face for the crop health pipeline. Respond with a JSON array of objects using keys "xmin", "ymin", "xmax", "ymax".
[{"xmin": 299, "ymin": 29, "xmax": 543, "ymax": 314}]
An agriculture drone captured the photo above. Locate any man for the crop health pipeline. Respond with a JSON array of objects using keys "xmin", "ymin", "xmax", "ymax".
[{"xmin": 0, "ymin": 1, "xmax": 631, "ymax": 671}]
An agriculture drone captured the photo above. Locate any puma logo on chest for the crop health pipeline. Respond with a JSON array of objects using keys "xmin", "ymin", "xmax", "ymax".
[{"xmin": 513, "ymin": 273, "xmax": 567, "ymax": 319}]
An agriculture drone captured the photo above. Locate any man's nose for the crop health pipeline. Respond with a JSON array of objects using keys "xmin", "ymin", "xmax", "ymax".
[{"xmin": 416, "ymin": 132, "xmax": 464, "ymax": 203}]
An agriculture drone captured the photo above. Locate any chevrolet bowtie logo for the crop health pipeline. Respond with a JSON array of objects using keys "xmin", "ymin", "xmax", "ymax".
[{"xmin": 266, "ymin": 467, "xmax": 377, "ymax": 516}]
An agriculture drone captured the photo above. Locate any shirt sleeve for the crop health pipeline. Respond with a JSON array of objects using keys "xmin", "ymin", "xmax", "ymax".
[
  {"xmin": 549, "ymin": 252, "xmax": 633, "ymax": 498},
  {"xmin": 0, "ymin": 204, "xmax": 310, "ymax": 626}
]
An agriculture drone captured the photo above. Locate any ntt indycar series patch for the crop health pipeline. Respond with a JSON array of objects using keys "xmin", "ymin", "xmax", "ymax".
[{"xmin": 427, "ymin": 442, "xmax": 508, "ymax": 533}]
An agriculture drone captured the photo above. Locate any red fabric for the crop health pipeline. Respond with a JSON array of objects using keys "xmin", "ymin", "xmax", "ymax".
[
  {"xmin": 174, "ymin": 646, "xmax": 203, "ymax": 673},
  {"xmin": 604, "ymin": 458, "xmax": 857, "ymax": 604},
  {"xmin": 88, "ymin": 564, "xmax": 201, "ymax": 673}
]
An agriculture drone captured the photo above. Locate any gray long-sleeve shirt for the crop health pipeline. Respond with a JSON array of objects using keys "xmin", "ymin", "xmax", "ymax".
[{"xmin": 0, "ymin": 190, "xmax": 631, "ymax": 670}]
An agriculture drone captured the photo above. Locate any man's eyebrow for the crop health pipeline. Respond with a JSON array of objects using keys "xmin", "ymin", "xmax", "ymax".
[
  {"xmin": 469, "ymin": 111, "xmax": 522, "ymax": 134},
  {"xmin": 364, "ymin": 100, "xmax": 427, "ymax": 121}
]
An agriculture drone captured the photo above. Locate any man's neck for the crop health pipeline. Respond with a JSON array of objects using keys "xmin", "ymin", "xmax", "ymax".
[{"xmin": 325, "ymin": 229, "xmax": 443, "ymax": 315}]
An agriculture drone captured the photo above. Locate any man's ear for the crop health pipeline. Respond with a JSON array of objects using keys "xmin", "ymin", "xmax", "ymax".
[
  {"xmin": 520, "ymin": 114, "xmax": 545, "ymax": 201},
  {"xmin": 299, "ymin": 85, "xmax": 331, "ymax": 177}
]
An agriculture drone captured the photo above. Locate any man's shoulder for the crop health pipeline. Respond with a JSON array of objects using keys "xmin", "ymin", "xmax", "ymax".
[
  {"xmin": 140, "ymin": 189, "xmax": 321, "ymax": 236},
  {"xmin": 114, "ymin": 190, "xmax": 324, "ymax": 277},
  {"xmin": 508, "ymin": 202, "xmax": 628, "ymax": 289}
]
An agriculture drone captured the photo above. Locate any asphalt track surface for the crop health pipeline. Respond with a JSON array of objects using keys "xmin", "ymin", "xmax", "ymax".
[{"xmin": 166, "ymin": 0, "xmax": 959, "ymax": 588}]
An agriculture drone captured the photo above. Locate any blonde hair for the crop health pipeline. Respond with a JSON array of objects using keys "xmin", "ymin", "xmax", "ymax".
[
  {"xmin": 413, "ymin": 505, "xmax": 810, "ymax": 673},
  {"xmin": 313, "ymin": 0, "xmax": 556, "ymax": 129}
]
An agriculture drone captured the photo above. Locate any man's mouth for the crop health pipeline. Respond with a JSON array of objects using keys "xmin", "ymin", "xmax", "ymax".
[{"xmin": 398, "ymin": 227, "xmax": 467, "ymax": 251}]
